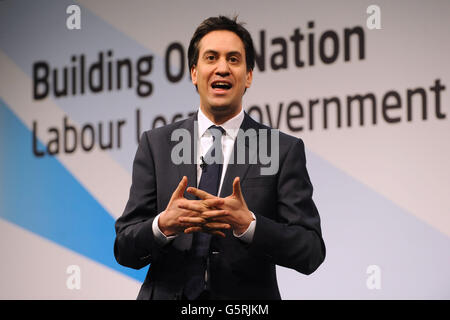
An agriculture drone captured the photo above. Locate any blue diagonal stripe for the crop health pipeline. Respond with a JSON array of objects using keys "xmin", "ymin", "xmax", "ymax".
[{"xmin": 0, "ymin": 98, "xmax": 147, "ymax": 283}]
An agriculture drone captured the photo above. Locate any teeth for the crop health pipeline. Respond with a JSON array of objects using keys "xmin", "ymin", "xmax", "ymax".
[{"xmin": 212, "ymin": 82, "xmax": 231, "ymax": 89}]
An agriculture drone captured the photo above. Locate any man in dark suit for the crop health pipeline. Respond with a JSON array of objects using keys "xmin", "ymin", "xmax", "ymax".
[{"xmin": 114, "ymin": 16, "xmax": 325, "ymax": 300}]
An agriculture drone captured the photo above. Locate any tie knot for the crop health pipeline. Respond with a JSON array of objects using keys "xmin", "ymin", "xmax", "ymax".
[{"xmin": 208, "ymin": 125, "xmax": 225, "ymax": 137}]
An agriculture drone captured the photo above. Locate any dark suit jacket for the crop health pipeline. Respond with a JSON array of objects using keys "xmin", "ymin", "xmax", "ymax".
[{"xmin": 114, "ymin": 112, "xmax": 325, "ymax": 300}]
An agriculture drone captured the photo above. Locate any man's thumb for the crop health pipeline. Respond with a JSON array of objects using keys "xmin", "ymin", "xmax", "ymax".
[{"xmin": 232, "ymin": 177, "xmax": 243, "ymax": 199}]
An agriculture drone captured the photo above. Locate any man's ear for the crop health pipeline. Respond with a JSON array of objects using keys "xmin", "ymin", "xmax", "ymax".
[
  {"xmin": 190, "ymin": 66, "xmax": 197, "ymax": 86},
  {"xmin": 245, "ymin": 69, "xmax": 253, "ymax": 89}
]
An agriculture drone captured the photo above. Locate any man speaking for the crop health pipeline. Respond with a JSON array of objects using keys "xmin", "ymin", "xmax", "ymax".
[{"xmin": 114, "ymin": 16, "xmax": 325, "ymax": 300}]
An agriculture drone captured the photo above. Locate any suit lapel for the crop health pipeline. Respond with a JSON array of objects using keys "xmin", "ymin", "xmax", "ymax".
[
  {"xmin": 171, "ymin": 113, "xmax": 198, "ymax": 251},
  {"xmin": 172, "ymin": 113, "xmax": 198, "ymax": 199}
]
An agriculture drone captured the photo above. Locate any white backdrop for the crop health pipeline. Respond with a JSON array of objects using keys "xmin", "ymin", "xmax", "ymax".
[{"xmin": 1, "ymin": 0, "xmax": 449, "ymax": 299}]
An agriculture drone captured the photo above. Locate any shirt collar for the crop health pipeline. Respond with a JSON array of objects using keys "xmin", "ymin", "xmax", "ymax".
[{"xmin": 197, "ymin": 107, "xmax": 244, "ymax": 140}]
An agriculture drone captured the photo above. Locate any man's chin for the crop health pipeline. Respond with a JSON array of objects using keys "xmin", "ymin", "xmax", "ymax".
[
  {"xmin": 202, "ymin": 103, "xmax": 241, "ymax": 122},
  {"xmin": 210, "ymin": 104, "xmax": 231, "ymax": 113}
]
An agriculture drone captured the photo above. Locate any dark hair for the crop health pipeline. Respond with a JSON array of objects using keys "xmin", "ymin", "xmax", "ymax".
[{"xmin": 187, "ymin": 15, "xmax": 255, "ymax": 73}]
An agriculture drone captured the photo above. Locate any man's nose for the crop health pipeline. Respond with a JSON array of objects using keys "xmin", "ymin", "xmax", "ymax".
[{"xmin": 215, "ymin": 58, "xmax": 230, "ymax": 76}]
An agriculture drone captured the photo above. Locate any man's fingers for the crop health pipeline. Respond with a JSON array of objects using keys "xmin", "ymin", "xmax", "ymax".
[
  {"xmin": 185, "ymin": 198, "xmax": 224, "ymax": 212},
  {"xmin": 204, "ymin": 222, "xmax": 231, "ymax": 230},
  {"xmin": 178, "ymin": 202, "xmax": 204, "ymax": 213},
  {"xmin": 203, "ymin": 197, "xmax": 225, "ymax": 208},
  {"xmin": 201, "ymin": 209, "xmax": 229, "ymax": 220},
  {"xmin": 184, "ymin": 226, "xmax": 202, "ymax": 234},
  {"xmin": 187, "ymin": 187, "xmax": 215, "ymax": 200},
  {"xmin": 171, "ymin": 176, "xmax": 188, "ymax": 200},
  {"xmin": 178, "ymin": 198, "xmax": 224, "ymax": 213},
  {"xmin": 178, "ymin": 216, "xmax": 205, "ymax": 226}
]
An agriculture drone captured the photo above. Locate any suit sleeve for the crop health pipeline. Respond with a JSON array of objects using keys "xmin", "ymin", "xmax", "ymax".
[
  {"xmin": 248, "ymin": 138, "xmax": 326, "ymax": 275},
  {"xmin": 114, "ymin": 132, "xmax": 167, "ymax": 270}
]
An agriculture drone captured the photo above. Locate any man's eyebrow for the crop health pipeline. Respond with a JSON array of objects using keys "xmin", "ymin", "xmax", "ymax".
[
  {"xmin": 202, "ymin": 50, "xmax": 218, "ymax": 56},
  {"xmin": 201, "ymin": 50, "xmax": 243, "ymax": 56},
  {"xmin": 227, "ymin": 51, "xmax": 242, "ymax": 57}
]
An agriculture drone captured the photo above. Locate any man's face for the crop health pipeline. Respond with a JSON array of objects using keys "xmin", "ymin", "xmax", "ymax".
[{"xmin": 191, "ymin": 30, "xmax": 253, "ymax": 122}]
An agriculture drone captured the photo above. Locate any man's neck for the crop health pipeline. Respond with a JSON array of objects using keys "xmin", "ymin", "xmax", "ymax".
[{"xmin": 199, "ymin": 105, "xmax": 242, "ymax": 125}]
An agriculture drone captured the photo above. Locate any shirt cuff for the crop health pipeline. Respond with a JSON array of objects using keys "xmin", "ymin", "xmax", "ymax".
[
  {"xmin": 233, "ymin": 212, "xmax": 256, "ymax": 244},
  {"xmin": 152, "ymin": 213, "xmax": 178, "ymax": 246}
]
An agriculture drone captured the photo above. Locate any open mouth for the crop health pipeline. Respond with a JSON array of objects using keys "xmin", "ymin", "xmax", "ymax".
[{"xmin": 211, "ymin": 81, "xmax": 232, "ymax": 90}]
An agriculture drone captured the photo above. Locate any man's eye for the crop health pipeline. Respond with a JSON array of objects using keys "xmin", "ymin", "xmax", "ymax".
[
  {"xmin": 229, "ymin": 56, "xmax": 239, "ymax": 63},
  {"xmin": 206, "ymin": 55, "xmax": 215, "ymax": 61}
]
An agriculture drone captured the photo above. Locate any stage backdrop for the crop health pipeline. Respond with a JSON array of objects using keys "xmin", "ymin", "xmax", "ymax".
[{"xmin": 1, "ymin": 0, "xmax": 449, "ymax": 299}]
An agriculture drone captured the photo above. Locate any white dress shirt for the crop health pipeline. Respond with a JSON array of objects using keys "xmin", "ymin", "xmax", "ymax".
[{"xmin": 152, "ymin": 107, "xmax": 256, "ymax": 245}]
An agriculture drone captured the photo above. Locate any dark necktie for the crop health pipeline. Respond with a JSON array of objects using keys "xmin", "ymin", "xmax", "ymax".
[{"xmin": 184, "ymin": 125, "xmax": 225, "ymax": 300}]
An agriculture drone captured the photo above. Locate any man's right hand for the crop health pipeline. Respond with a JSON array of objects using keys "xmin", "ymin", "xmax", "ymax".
[{"xmin": 158, "ymin": 176, "xmax": 228, "ymax": 237}]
